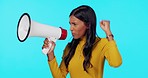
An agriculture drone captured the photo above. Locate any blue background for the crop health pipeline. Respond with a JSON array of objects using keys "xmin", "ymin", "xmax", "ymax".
[{"xmin": 0, "ymin": 0, "xmax": 148, "ymax": 78}]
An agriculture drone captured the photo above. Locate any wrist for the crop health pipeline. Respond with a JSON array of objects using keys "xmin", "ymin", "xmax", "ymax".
[
  {"xmin": 105, "ymin": 30, "xmax": 112, "ymax": 35},
  {"xmin": 106, "ymin": 34, "xmax": 114, "ymax": 41},
  {"xmin": 47, "ymin": 53, "xmax": 55, "ymax": 61}
]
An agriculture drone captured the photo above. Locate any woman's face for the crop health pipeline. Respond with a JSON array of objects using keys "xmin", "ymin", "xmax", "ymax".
[{"xmin": 69, "ymin": 15, "xmax": 88, "ymax": 39}]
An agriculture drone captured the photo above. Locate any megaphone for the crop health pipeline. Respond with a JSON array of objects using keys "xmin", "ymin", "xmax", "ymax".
[{"xmin": 17, "ymin": 13, "xmax": 67, "ymax": 54}]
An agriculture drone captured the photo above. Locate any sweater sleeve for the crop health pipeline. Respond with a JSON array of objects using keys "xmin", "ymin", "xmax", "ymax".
[
  {"xmin": 103, "ymin": 39, "xmax": 122, "ymax": 67},
  {"xmin": 48, "ymin": 46, "xmax": 69, "ymax": 78}
]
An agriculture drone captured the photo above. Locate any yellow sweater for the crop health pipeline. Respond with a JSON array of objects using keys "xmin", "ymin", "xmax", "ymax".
[{"xmin": 48, "ymin": 37, "xmax": 122, "ymax": 78}]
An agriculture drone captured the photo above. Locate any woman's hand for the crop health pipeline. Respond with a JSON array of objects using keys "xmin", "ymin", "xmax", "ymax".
[
  {"xmin": 42, "ymin": 38, "xmax": 56, "ymax": 61},
  {"xmin": 100, "ymin": 20, "xmax": 113, "ymax": 41},
  {"xmin": 100, "ymin": 20, "xmax": 112, "ymax": 34}
]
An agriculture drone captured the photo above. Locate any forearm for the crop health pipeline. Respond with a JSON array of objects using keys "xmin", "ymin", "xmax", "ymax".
[
  {"xmin": 105, "ymin": 31, "xmax": 114, "ymax": 41},
  {"xmin": 48, "ymin": 57, "xmax": 67, "ymax": 78},
  {"xmin": 104, "ymin": 40, "xmax": 122, "ymax": 67},
  {"xmin": 47, "ymin": 52, "xmax": 55, "ymax": 61}
]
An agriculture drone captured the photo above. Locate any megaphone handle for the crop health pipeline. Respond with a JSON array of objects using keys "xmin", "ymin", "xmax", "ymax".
[{"xmin": 42, "ymin": 38, "xmax": 57, "ymax": 55}]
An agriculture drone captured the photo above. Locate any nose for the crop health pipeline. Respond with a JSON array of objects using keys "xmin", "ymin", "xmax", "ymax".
[{"xmin": 70, "ymin": 26, "xmax": 73, "ymax": 31}]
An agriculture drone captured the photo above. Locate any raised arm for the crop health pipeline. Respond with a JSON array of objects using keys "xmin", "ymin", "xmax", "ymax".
[
  {"xmin": 100, "ymin": 20, "xmax": 122, "ymax": 67},
  {"xmin": 42, "ymin": 38, "xmax": 68, "ymax": 78}
]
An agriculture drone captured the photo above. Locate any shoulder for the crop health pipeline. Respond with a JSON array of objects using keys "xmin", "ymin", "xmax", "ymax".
[
  {"xmin": 93, "ymin": 37, "xmax": 113, "ymax": 50},
  {"xmin": 96, "ymin": 37, "xmax": 117, "ymax": 46},
  {"xmin": 96, "ymin": 38, "xmax": 118, "ymax": 50},
  {"xmin": 100, "ymin": 38, "xmax": 108, "ymax": 43},
  {"xmin": 94, "ymin": 37, "xmax": 108, "ymax": 45}
]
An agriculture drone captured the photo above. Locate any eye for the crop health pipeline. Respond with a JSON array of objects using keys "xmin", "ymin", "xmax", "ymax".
[
  {"xmin": 69, "ymin": 22, "xmax": 76, "ymax": 25},
  {"xmin": 69, "ymin": 21, "xmax": 77, "ymax": 27}
]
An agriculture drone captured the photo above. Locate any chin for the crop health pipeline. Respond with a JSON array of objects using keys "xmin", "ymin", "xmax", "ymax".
[{"xmin": 73, "ymin": 36, "xmax": 79, "ymax": 39}]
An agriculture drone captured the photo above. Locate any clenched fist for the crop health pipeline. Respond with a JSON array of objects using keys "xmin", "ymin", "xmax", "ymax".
[
  {"xmin": 100, "ymin": 20, "xmax": 111, "ymax": 33},
  {"xmin": 42, "ymin": 38, "xmax": 55, "ymax": 61},
  {"xmin": 100, "ymin": 20, "xmax": 113, "ymax": 41}
]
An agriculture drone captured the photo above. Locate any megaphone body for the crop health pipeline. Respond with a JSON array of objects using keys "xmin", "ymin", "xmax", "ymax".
[{"xmin": 17, "ymin": 13, "xmax": 67, "ymax": 54}]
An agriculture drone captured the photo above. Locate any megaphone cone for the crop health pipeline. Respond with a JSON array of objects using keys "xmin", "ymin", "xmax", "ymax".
[
  {"xmin": 17, "ymin": 13, "xmax": 31, "ymax": 42},
  {"xmin": 17, "ymin": 13, "xmax": 67, "ymax": 54},
  {"xmin": 17, "ymin": 13, "xmax": 67, "ymax": 42}
]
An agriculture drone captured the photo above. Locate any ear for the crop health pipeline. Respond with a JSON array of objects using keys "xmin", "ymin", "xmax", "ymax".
[
  {"xmin": 86, "ymin": 26, "xmax": 89, "ymax": 29},
  {"xmin": 86, "ymin": 23, "xmax": 90, "ymax": 29}
]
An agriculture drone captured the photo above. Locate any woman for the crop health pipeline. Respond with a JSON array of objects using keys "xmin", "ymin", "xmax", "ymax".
[{"xmin": 42, "ymin": 5, "xmax": 122, "ymax": 78}]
